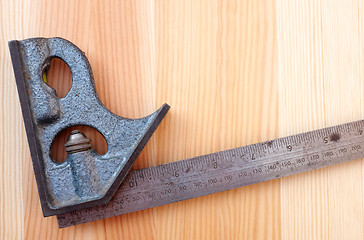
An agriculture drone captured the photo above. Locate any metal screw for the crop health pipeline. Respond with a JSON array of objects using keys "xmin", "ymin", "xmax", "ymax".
[{"xmin": 65, "ymin": 130, "xmax": 92, "ymax": 154}]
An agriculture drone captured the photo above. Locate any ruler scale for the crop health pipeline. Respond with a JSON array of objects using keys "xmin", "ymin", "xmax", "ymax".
[{"xmin": 57, "ymin": 120, "xmax": 364, "ymax": 228}]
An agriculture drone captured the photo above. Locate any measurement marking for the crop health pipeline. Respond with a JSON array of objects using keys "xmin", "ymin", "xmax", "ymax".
[{"xmin": 58, "ymin": 119, "xmax": 364, "ymax": 228}]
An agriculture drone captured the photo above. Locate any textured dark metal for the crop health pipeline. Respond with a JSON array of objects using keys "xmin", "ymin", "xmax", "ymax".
[
  {"xmin": 9, "ymin": 37, "xmax": 170, "ymax": 217},
  {"xmin": 58, "ymin": 119, "xmax": 364, "ymax": 228}
]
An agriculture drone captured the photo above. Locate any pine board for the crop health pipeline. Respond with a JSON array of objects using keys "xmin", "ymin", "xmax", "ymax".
[{"xmin": 1, "ymin": 0, "xmax": 363, "ymax": 239}]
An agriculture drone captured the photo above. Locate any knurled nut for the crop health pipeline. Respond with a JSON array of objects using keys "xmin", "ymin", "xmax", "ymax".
[{"xmin": 65, "ymin": 130, "xmax": 92, "ymax": 153}]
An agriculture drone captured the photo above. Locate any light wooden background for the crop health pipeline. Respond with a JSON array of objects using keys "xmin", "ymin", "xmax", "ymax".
[{"xmin": 1, "ymin": 0, "xmax": 364, "ymax": 239}]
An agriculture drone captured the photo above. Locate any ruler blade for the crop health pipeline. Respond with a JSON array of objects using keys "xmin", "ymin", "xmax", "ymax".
[{"xmin": 57, "ymin": 120, "xmax": 364, "ymax": 228}]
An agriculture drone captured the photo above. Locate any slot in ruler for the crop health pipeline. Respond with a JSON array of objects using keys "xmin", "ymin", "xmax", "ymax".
[{"xmin": 57, "ymin": 120, "xmax": 364, "ymax": 228}]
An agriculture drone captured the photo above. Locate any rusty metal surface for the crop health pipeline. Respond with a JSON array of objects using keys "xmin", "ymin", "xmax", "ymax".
[
  {"xmin": 58, "ymin": 119, "xmax": 364, "ymax": 228},
  {"xmin": 9, "ymin": 37, "xmax": 169, "ymax": 216}
]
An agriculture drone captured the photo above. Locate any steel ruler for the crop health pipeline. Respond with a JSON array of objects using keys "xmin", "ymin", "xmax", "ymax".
[{"xmin": 57, "ymin": 119, "xmax": 364, "ymax": 228}]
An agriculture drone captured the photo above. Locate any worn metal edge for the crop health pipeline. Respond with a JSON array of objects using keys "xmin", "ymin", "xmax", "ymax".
[{"xmin": 8, "ymin": 40, "xmax": 53, "ymax": 216}]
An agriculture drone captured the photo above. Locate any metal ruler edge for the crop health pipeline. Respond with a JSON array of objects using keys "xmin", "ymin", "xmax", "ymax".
[{"xmin": 57, "ymin": 119, "xmax": 364, "ymax": 228}]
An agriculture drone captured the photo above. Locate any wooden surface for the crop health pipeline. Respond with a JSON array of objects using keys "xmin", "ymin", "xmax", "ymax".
[{"xmin": 1, "ymin": 0, "xmax": 364, "ymax": 239}]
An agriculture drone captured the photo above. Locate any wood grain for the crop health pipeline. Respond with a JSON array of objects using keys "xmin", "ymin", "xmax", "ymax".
[
  {"xmin": 0, "ymin": 0, "xmax": 363, "ymax": 239},
  {"xmin": 278, "ymin": 0, "xmax": 364, "ymax": 239}
]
